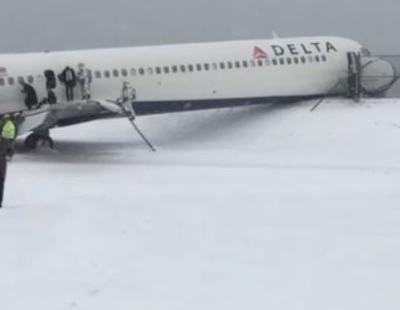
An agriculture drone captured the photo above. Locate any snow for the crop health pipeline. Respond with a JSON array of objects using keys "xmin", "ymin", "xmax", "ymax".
[{"xmin": 1, "ymin": 98, "xmax": 400, "ymax": 310}]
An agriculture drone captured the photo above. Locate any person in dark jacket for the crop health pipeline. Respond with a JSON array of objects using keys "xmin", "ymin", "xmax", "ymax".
[
  {"xmin": 19, "ymin": 80, "xmax": 38, "ymax": 110},
  {"xmin": 0, "ymin": 136, "xmax": 7, "ymax": 208},
  {"xmin": 59, "ymin": 66, "xmax": 77, "ymax": 101}
]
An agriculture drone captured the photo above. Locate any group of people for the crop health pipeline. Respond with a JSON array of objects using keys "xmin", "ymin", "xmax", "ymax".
[
  {"xmin": 20, "ymin": 63, "xmax": 137, "ymax": 117},
  {"xmin": 20, "ymin": 63, "xmax": 94, "ymax": 110}
]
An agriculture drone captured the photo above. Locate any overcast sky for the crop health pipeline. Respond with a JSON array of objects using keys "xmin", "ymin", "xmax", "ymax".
[{"xmin": 0, "ymin": 0, "xmax": 398, "ymax": 54}]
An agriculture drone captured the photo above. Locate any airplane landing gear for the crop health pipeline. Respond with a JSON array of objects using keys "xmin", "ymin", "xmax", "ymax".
[{"xmin": 24, "ymin": 130, "xmax": 54, "ymax": 150}]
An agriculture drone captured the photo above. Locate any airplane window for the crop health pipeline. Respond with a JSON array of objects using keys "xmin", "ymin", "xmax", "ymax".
[
  {"xmin": 293, "ymin": 58, "xmax": 299, "ymax": 64},
  {"xmin": 27, "ymin": 75, "xmax": 34, "ymax": 83},
  {"xmin": 308, "ymin": 56, "xmax": 314, "ymax": 63},
  {"xmin": 235, "ymin": 61, "xmax": 241, "ymax": 68},
  {"xmin": 147, "ymin": 67, "xmax": 154, "ymax": 75},
  {"xmin": 113, "ymin": 69, "xmax": 120, "ymax": 77},
  {"xmin": 172, "ymin": 65, "xmax": 178, "ymax": 73},
  {"xmin": 0, "ymin": 78, "xmax": 4, "ymax": 86},
  {"xmin": 104, "ymin": 70, "xmax": 111, "ymax": 78},
  {"xmin": 163, "ymin": 67, "xmax": 170, "ymax": 74},
  {"xmin": 257, "ymin": 60, "xmax": 263, "ymax": 67},
  {"xmin": 130, "ymin": 68, "xmax": 137, "ymax": 76},
  {"xmin": 139, "ymin": 68, "xmax": 145, "ymax": 75},
  {"xmin": 220, "ymin": 62, "xmax": 225, "ymax": 70},
  {"xmin": 301, "ymin": 56, "xmax": 306, "ymax": 64},
  {"xmin": 17, "ymin": 76, "xmax": 25, "ymax": 84},
  {"xmin": 272, "ymin": 59, "xmax": 278, "ymax": 66},
  {"xmin": 287, "ymin": 58, "xmax": 292, "ymax": 65},
  {"xmin": 180, "ymin": 65, "xmax": 186, "ymax": 73},
  {"xmin": 204, "ymin": 64, "xmax": 210, "ymax": 71},
  {"xmin": 95, "ymin": 71, "xmax": 102, "ymax": 79},
  {"xmin": 250, "ymin": 60, "xmax": 256, "ymax": 67},
  {"xmin": 212, "ymin": 63, "xmax": 218, "ymax": 70},
  {"xmin": 8, "ymin": 77, "xmax": 15, "ymax": 85},
  {"xmin": 196, "ymin": 64, "xmax": 202, "ymax": 71},
  {"xmin": 156, "ymin": 67, "xmax": 162, "ymax": 75},
  {"xmin": 279, "ymin": 58, "xmax": 285, "ymax": 65},
  {"xmin": 188, "ymin": 65, "xmax": 194, "ymax": 72},
  {"xmin": 315, "ymin": 55, "xmax": 320, "ymax": 62},
  {"xmin": 242, "ymin": 61, "xmax": 248, "ymax": 68},
  {"xmin": 227, "ymin": 62, "xmax": 233, "ymax": 69},
  {"xmin": 321, "ymin": 55, "xmax": 327, "ymax": 62},
  {"xmin": 121, "ymin": 69, "xmax": 128, "ymax": 77}
]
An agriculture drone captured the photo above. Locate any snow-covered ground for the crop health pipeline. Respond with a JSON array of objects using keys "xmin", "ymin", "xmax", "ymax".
[{"xmin": 1, "ymin": 98, "xmax": 400, "ymax": 310}]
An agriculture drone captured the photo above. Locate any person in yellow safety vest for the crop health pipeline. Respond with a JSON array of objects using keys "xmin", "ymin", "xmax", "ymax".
[{"xmin": 1, "ymin": 115, "xmax": 17, "ymax": 160}]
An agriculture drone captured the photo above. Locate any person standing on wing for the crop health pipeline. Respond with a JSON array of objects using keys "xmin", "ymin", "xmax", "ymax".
[
  {"xmin": 19, "ymin": 80, "xmax": 38, "ymax": 110},
  {"xmin": 60, "ymin": 66, "xmax": 77, "ymax": 101},
  {"xmin": 0, "ymin": 135, "xmax": 8, "ymax": 208},
  {"xmin": 77, "ymin": 63, "xmax": 92, "ymax": 100},
  {"xmin": 120, "ymin": 81, "xmax": 137, "ymax": 119}
]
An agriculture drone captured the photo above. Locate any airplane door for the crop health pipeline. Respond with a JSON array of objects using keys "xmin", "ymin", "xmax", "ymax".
[
  {"xmin": 44, "ymin": 70, "xmax": 57, "ymax": 90},
  {"xmin": 347, "ymin": 52, "xmax": 361, "ymax": 101}
]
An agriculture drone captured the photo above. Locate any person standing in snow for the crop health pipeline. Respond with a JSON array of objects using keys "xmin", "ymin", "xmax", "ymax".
[
  {"xmin": 77, "ymin": 63, "xmax": 92, "ymax": 100},
  {"xmin": 0, "ymin": 135, "xmax": 8, "ymax": 208},
  {"xmin": 1, "ymin": 115, "xmax": 17, "ymax": 160},
  {"xmin": 119, "ymin": 81, "xmax": 137, "ymax": 119}
]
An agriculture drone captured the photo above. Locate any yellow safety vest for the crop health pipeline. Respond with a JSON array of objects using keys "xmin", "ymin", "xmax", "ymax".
[{"xmin": 2, "ymin": 120, "xmax": 17, "ymax": 140}]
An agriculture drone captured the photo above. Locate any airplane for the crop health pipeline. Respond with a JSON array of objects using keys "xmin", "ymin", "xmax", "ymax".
[{"xmin": 0, "ymin": 36, "xmax": 398, "ymax": 150}]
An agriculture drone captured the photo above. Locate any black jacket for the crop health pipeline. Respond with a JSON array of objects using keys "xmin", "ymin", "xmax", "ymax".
[{"xmin": 59, "ymin": 67, "xmax": 77, "ymax": 87}]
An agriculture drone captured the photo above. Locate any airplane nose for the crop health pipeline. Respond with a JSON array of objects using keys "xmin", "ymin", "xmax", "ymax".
[{"xmin": 361, "ymin": 57, "xmax": 398, "ymax": 96}]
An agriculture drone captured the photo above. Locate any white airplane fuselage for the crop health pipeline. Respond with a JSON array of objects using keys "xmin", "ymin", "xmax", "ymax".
[{"xmin": 0, "ymin": 36, "xmax": 396, "ymax": 137}]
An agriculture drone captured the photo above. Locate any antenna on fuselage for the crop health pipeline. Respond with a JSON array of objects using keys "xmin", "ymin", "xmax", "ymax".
[{"xmin": 271, "ymin": 31, "xmax": 280, "ymax": 39}]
